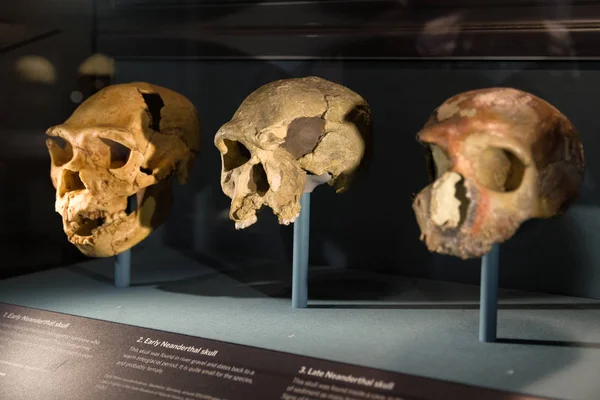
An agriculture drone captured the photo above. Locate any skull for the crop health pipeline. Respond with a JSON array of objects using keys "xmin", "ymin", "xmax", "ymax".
[
  {"xmin": 46, "ymin": 82, "xmax": 200, "ymax": 257},
  {"xmin": 215, "ymin": 76, "xmax": 371, "ymax": 229},
  {"xmin": 413, "ymin": 88, "xmax": 584, "ymax": 259}
]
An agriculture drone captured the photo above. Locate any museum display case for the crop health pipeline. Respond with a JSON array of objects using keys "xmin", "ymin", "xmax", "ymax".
[{"xmin": 1, "ymin": 1, "xmax": 600, "ymax": 399}]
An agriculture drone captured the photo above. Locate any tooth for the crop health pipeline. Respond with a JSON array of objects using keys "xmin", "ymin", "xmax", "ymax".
[{"xmin": 235, "ymin": 215, "xmax": 257, "ymax": 229}]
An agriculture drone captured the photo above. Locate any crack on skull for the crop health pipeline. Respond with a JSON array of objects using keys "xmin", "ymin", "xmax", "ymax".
[
  {"xmin": 71, "ymin": 143, "xmax": 93, "ymax": 157},
  {"xmin": 107, "ymin": 168, "xmax": 137, "ymax": 186},
  {"xmin": 142, "ymin": 131, "xmax": 156, "ymax": 164},
  {"xmin": 140, "ymin": 134, "xmax": 193, "ymax": 184},
  {"xmin": 139, "ymin": 91, "xmax": 165, "ymax": 132},
  {"xmin": 321, "ymin": 94, "xmax": 337, "ymax": 119},
  {"xmin": 110, "ymin": 234, "xmax": 118, "ymax": 255}
]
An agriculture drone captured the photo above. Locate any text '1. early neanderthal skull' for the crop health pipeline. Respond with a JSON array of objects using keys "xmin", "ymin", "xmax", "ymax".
[
  {"xmin": 46, "ymin": 82, "xmax": 200, "ymax": 257},
  {"xmin": 413, "ymin": 88, "xmax": 584, "ymax": 259},
  {"xmin": 215, "ymin": 76, "xmax": 372, "ymax": 229}
]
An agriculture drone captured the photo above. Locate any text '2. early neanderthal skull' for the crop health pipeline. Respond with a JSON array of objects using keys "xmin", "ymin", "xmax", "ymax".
[
  {"xmin": 46, "ymin": 82, "xmax": 200, "ymax": 257},
  {"xmin": 413, "ymin": 88, "xmax": 584, "ymax": 259},
  {"xmin": 215, "ymin": 77, "xmax": 372, "ymax": 229}
]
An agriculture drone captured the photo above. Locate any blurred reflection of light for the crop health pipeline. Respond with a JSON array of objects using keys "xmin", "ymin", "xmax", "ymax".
[
  {"xmin": 70, "ymin": 91, "xmax": 84, "ymax": 103},
  {"xmin": 322, "ymin": 239, "xmax": 347, "ymax": 268},
  {"xmin": 218, "ymin": 208, "xmax": 230, "ymax": 220},
  {"xmin": 15, "ymin": 55, "xmax": 56, "ymax": 84},
  {"xmin": 583, "ymin": 171, "xmax": 596, "ymax": 190},
  {"xmin": 416, "ymin": 13, "xmax": 463, "ymax": 57},
  {"xmin": 544, "ymin": 22, "xmax": 575, "ymax": 58},
  {"xmin": 78, "ymin": 53, "xmax": 115, "ymax": 77}
]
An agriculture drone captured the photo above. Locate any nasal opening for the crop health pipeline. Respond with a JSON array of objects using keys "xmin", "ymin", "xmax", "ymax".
[
  {"xmin": 430, "ymin": 171, "xmax": 470, "ymax": 229},
  {"xmin": 59, "ymin": 169, "xmax": 85, "ymax": 196},
  {"xmin": 250, "ymin": 163, "xmax": 270, "ymax": 196}
]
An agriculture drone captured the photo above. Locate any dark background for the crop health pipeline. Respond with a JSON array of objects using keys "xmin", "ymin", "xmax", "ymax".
[{"xmin": 1, "ymin": 0, "xmax": 599, "ymax": 299}]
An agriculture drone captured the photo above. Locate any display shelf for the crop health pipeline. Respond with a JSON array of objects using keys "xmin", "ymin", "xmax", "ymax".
[{"xmin": 1, "ymin": 244, "xmax": 599, "ymax": 400}]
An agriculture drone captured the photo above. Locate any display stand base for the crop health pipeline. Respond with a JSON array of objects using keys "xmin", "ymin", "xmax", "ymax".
[
  {"xmin": 479, "ymin": 243, "xmax": 500, "ymax": 342},
  {"xmin": 0, "ymin": 244, "xmax": 598, "ymax": 400},
  {"xmin": 292, "ymin": 192, "xmax": 310, "ymax": 308}
]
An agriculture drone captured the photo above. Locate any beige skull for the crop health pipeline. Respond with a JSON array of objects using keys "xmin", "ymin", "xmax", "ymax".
[
  {"xmin": 46, "ymin": 82, "xmax": 200, "ymax": 257},
  {"xmin": 413, "ymin": 88, "xmax": 584, "ymax": 259},
  {"xmin": 215, "ymin": 76, "xmax": 371, "ymax": 229}
]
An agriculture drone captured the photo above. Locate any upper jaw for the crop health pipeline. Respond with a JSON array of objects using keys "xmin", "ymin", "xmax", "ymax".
[
  {"xmin": 230, "ymin": 187, "xmax": 303, "ymax": 229},
  {"xmin": 234, "ymin": 215, "xmax": 257, "ymax": 230}
]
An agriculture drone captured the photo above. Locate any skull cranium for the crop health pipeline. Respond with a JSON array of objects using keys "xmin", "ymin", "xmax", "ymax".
[
  {"xmin": 215, "ymin": 76, "xmax": 371, "ymax": 229},
  {"xmin": 46, "ymin": 82, "xmax": 200, "ymax": 257},
  {"xmin": 413, "ymin": 88, "xmax": 584, "ymax": 259}
]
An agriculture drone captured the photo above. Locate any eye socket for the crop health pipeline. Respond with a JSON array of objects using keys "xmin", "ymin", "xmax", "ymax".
[
  {"xmin": 101, "ymin": 138, "xmax": 131, "ymax": 169},
  {"xmin": 46, "ymin": 136, "xmax": 73, "ymax": 167},
  {"xmin": 222, "ymin": 139, "xmax": 251, "ymax": 171},
  {"xmin": 474, "ymin": 147, "xmax": 525, "ymax": 192},
  {"xmin": 425, "ymin": 143, "xmax": 451, "ymax": 181}
]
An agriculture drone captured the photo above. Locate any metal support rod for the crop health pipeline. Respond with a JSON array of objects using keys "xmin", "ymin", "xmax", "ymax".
[
  {"xmin": 292, "ymin": 192, "xmax": 311, "ymax": 308},
  {"xmin": 114, "ymin": 250, "xmax": 131, "ymax": 288},
  {"xmin": 114, "ymin": 196, "xmax": 135, "ymax": 288},
  {"xmin": 479, "ymin": 243, "xmax": 500, "ymax": 342}
]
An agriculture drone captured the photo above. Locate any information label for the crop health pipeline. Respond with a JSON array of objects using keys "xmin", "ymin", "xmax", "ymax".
[{"xmin": 0, "ymin": 302, "xmax": 544, "ymax": 400}]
